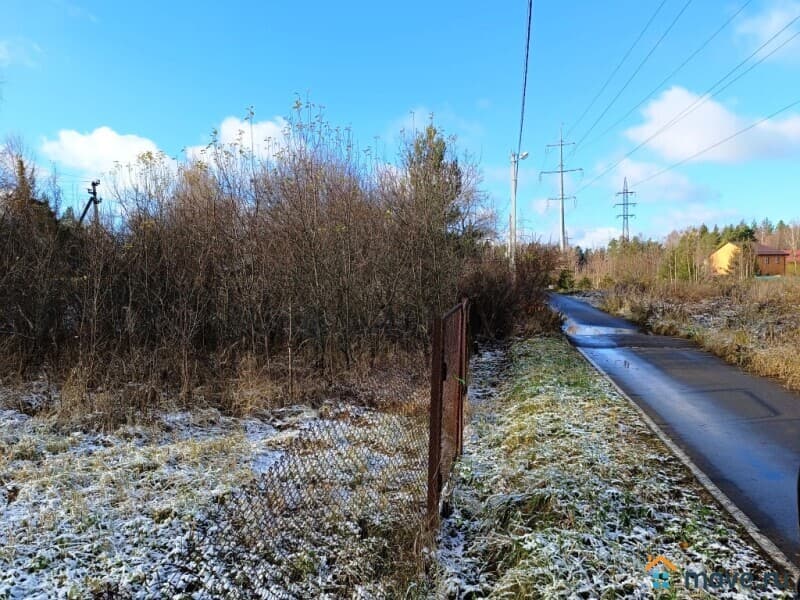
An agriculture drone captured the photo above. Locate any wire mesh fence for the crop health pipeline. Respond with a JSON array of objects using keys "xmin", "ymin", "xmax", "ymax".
[
  {"xmin": 132, "ymin": 303, "xmax": 469, "ymax": 599},
  {"xmin": 137, "ymin": 400, "xmax": 429, "ymax": 599}
]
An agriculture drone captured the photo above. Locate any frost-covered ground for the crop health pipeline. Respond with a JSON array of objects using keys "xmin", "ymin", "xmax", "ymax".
[
  {"xmin": 0, "ymin": 378, "xmax": 428, "ymax": 599},
  {"xmin": 0, "ymin": 400, "xmax": 302, "ymax": 599},
  {"xmin": 4, "ymin": 335, "xmax": 794, "ymax": 599},
  {"xmin": 436, "ymin": 337, "xmax": 795, "ymax": 599}
]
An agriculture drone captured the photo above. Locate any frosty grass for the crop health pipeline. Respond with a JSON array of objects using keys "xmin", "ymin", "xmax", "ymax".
[{"xmin": 436, "ymin": 337, "xmax": 794, "ymax": 599}]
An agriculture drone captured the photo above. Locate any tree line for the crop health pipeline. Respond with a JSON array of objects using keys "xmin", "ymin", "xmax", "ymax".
[{"xmin": 574, "ymin": 218, "xmax": 800, "ymax": 286}]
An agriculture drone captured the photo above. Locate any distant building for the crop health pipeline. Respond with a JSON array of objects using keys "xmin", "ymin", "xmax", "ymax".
[{"xmin": 709, "ymin": 242, "xmax": 789, "ymax": 276}]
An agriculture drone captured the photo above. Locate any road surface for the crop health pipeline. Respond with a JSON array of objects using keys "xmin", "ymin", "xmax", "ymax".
[{"xmin": 549, "ymin": 293, "xmax": 800, "ymax": 566}]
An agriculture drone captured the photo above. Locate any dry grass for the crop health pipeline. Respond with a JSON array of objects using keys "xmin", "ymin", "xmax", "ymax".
[
  {"xmin": 601, "ymin": 277, "xmax": 800, "ymax": 392},
  {"xmin": 750, "ymin": 345, "xmax": 800, "ymax": 390},
  {"xmin": 0, "ymin": 345, "xmax": 432, "ymax": 435}
]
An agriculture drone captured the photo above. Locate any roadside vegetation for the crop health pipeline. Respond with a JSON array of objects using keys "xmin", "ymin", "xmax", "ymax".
[
  {"xmin": 550, "ymin": 220, "xmax": 800, "ymax": 392},
  {"xmin": 598, "ymin": 277, "xmax": 800, "ymax": 392},
  {"xmin": 436, "ymin": 336, "xmax": 793, "ymax": 598}
]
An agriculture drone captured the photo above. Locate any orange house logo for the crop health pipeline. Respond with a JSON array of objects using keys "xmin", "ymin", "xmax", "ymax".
[{"xmin": 645, "ymin": 555, "xmax": 680, "ymax": 590}]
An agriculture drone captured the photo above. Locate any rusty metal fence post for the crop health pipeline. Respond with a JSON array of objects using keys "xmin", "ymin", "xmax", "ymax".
[
  {"xmin": 457, "ymin": 296, "xmax": 468, "ymax": 456},
  {"xmin": 427, "ymin": 299, "xmax": 469, "ymax": 529}
]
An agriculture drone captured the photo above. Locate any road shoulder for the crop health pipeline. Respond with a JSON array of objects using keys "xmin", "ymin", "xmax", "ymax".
[{"xmin": 435, "ymin": 336, "xmax": 795, "ymax": 598}]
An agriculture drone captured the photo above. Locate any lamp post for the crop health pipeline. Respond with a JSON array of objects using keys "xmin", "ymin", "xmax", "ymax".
[{"xmin": 510, "ymin": 151, "xmax": 528, "ymax": 273}]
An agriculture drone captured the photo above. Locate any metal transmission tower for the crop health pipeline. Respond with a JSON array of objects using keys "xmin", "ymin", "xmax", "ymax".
[
  {"xmin": 540, "ymin": 127, "xmax": 582, "ymax": 252},
  {"xmin": 615, "ymin": 177, "xmax": 637, "ymax": 242}
]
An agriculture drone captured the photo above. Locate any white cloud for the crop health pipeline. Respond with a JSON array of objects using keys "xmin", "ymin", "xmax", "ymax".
[
  {"xmin": 40, "ymin": 126, "xmax": 160, "ymax": 175},
  {"xmin": 609, "ymin": 158, "xmax": 716, "ymax": 204},
  {"xmin": 571, "ymin": 227, "xmax": 622, "ymax": 249},
  {"xmin": 185, "ymin": 116, "xmax": 287, "ymax": 162},
  {"xmin": 625, "ymin": 86, "xmax": 800, "ymax": 163},
  {"xmin": 736, "ymin": 0, "xmax": 800, "ymax": 61},
  {"xmin": 0, "ymin": 38, "xmax": 43, "ymax": 68}
]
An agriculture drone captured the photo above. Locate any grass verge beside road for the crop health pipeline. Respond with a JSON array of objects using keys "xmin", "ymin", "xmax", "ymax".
[
  {"xmin": 436, "ymin": 336, "xmax": 793, "ymax": 598},
  {"xmin": 599, "ymin": 279, "xmax": 800, "ymax": 393}
]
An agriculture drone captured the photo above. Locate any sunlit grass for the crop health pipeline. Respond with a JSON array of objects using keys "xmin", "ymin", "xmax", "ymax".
[{"xmin": 436, "ymin": 337, "xmax": 793, "ymax": 598}]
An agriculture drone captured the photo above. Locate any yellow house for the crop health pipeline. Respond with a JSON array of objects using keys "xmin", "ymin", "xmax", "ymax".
[
  {"xmin": 709, "ymin": 242, "xmax": 789, "ymax": 276},
  {"xmin": 709, "ymin": 242, "xmax": 741, "ymax": 275}
]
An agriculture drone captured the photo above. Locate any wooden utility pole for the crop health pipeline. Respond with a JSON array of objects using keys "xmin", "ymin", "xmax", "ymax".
[{"xmin": 79, "ymin": 180, "xmax": 101, "ymax": 225}]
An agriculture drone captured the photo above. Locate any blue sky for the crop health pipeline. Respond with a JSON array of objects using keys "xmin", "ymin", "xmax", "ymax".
[{"xmin": 1, "ymin": 0, "xmax": 799, "ymax": 248}]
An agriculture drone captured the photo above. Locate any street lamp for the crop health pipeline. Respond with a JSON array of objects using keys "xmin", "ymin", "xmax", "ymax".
[{"xmin": 510, "ymin": 151, "xmax": 528, "ymax": 272}]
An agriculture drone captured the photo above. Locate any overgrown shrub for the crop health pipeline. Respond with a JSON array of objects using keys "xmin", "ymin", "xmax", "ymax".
[
  {"xmin": 458, "ymin": 243, "xmax": 557, "ymax": 339},
  {"xmin": 0, "ymin": 106, "xmax": 554, "ymax": 425},
  {"xmin": 556, "ymin": 269, "xmax": 574, "ymax": 291}
]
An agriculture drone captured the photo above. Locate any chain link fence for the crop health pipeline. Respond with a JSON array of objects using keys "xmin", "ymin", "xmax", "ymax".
[
  {"xmin": 135, "ymin": 400, "xmax": 427, "ymax": 599},
  {"xmin": 126, "ymin": 303, "xmax": 470, "ymax": 599}
]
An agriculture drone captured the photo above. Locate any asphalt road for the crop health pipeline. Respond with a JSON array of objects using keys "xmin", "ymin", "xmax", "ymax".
[{"xmin": 550, "ymin": 293, "xmax": 800, "ymax": 566}]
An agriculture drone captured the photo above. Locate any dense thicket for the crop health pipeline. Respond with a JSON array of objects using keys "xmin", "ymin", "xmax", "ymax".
[{"xmin": 0, "ymin": 107, "xmax": 552, "ymax": 413}]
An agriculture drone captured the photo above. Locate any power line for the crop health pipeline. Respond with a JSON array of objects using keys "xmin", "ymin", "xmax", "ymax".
[
  {"xmin": 511, "ymin": 0, "xmax": 534, "ymax": 271},
  {"xmin": 517, "ymin": 0, "xmax": 533, "ymax": 157},
  {"xmin": 566, "ymin": 0, "xmax": 668, "ymax": 140},
  {"xmin": 584, "ymin": 0, "xmax": 754, "ymax": 152},
  {"xmin": 630, "ymin": 97, "xmax": 800, "ymax": 188},
  {"xmin": 618, "ymin": 16, "xmax": 800, "ymax": 161},
  {"xmin": 573, "ymin": 0, "xmax": 695, "ymax": 153},
  {"xmin": 575, "ymin": 13, "xmax": 800, "ymax": 195}
]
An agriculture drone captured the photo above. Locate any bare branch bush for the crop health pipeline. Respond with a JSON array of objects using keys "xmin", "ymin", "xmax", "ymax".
[{"xmin": 0, "ymin": 104, "xmax": 551, "ymax": 427}]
